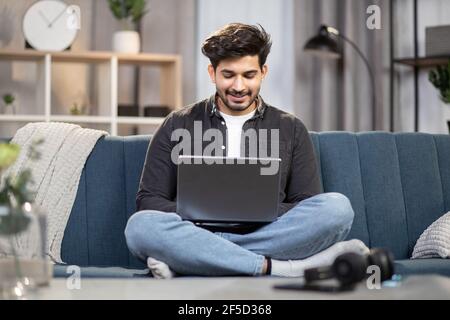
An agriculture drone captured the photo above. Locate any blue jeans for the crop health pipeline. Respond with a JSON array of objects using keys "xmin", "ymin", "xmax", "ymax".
[{"xmin": 125, "ymin": 192, "xmax": 354, "ymax": 276}]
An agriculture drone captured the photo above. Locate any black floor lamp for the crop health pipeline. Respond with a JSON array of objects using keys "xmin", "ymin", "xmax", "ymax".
[{"xmin": 304, "ymin": 25, "xmax": 376, "ymax": 131}]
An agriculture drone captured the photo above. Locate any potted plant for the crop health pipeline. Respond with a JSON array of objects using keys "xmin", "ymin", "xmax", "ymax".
[
  {"xmin": 2, "ymin": 93, "xmax": 16, "ymax": 115},
  {"xmin": 429, "ymin": 61, "xmax": 450, "ymax": 133},
  {"xmin": 0, "ymin": 139, "xmax": 45, "ymax": 299},
  {"xmin": 107, "ymin": 0, "xmax": 148, "ymax": 53},
  {"xmin": 69, "ymin": 102, "xmax": 86, "ymax": 116},
  {"xmin": 0, "ymin": 142, "xmax": 33, "ymax": 238}
]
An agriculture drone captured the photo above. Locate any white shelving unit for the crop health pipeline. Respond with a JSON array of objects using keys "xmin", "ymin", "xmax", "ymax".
[{"xmin": 0, "ymin": 50, "xmax": 182, "ymax": 135}]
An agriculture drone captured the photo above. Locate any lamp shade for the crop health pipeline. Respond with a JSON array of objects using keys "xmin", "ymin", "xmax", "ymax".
[{"xmin": 303, "ymin": 25, "xmax": 341, "ymax": 59}]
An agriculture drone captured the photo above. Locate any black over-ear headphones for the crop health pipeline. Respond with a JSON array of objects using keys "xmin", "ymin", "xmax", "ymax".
[{"xmin": 304, "ymin": 248, "xmax": 395, "ymax": 289}]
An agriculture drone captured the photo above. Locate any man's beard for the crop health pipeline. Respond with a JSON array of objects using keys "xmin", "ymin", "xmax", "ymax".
[{"xmin": 217, "ymin": 89, "xmax": 259, "ymax": 112}]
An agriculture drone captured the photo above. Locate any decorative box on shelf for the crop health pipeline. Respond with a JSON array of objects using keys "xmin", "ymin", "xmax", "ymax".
[{"xmin": 426, "ymin": 25, "xmax": 450, "ymax": 57}]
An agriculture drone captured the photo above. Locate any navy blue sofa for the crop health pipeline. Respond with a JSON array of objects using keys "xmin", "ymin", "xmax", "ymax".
[{"xmin": 54, "ymin": 132, "xmax": 450, "ymax": 278}]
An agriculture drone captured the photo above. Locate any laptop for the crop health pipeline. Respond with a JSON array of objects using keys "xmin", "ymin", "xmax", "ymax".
[{"xmin": 176, "ymin": 155, "xmax": 281, "ymax": 224}]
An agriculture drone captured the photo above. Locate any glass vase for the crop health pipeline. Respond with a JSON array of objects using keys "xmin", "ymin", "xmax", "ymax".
[
  {"xmin": 0, "ymin": 203, "xmax": 51, "ymax": 299},
  {"xmin": 1, "ymin": 102, "xmax": 16, "ymax": 115}
]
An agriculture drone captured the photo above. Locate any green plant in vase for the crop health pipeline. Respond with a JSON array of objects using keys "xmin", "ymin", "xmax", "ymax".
[
  {"xmin": 0, "ymin": 139, "xmax": 43, "ymax": 299},
  {"xmin": 429, "ymin": 61, "xmax": 450, "ymax": 104},
  {"xmin": 107, "ymin": 0, "xmax": 148, "ymax": 53},
  {"xmin": 69, "ymin": 102, "xmax": 85, "ymax": 116},
  {"xmin": 429, "ymin": 61, "xmax": 450, "ymax": 133},
  {"xmin": 0, "ymin": 144, "xmax": 30, "ymax": 234},
  {"xmin": 2, "ymin": 93, "xmax": 16, "ymax": 115},
  {"xmin": 108, "ymin": 0, "xmax": 148, "ymax": 30}
]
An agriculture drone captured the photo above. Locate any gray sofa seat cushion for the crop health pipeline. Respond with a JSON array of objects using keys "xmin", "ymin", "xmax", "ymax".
[
  {"xmin": 394, "ymin": 259, "xmax": 450, "ymax": 277},
  {"xmin": 53, "ymin": 260, "xmax": 450, "ymax": 278},
  {"xmin": 53, "ymin": 264, "xmax": 150, "ymax": 278}
]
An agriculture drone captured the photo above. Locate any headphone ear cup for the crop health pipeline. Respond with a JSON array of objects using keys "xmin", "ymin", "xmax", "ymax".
[
  {"xmin": 332, "ymin": 252, "xmax": 368, "ymax": 287},
  {"xmin": 368, "ymin": 248, "xmax": 395, "ymax": 282}
]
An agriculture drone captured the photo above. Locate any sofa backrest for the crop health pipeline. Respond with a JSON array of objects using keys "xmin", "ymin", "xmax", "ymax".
[
  {"xmin": 62, "ymin": 135, "xmax": 150, "ymax": 269},
  {"xmin": 61, "ymin": 132, "xmax": 450, "ymax": 268}
]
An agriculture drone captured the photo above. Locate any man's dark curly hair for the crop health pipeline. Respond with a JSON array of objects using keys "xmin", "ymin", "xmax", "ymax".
[{"xmin": 201, "ymin": 23, "xmax": 272, "ymax": 70}]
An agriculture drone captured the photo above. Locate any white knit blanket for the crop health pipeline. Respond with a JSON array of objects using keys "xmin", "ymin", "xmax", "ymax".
[{"xmin": 0, "ymin": 122, "xmax": 108, "ymax": 263}]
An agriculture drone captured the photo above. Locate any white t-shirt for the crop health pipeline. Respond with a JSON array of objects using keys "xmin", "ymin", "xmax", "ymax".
[{"xmin": 219, "ymin": 110, "xmax": 256, "ymax": 157}]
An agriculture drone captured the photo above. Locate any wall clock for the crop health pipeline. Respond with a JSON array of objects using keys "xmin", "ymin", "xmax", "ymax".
[{"xmin": 23, "ymin": 0, "xmax": 78, "ymax": 51}]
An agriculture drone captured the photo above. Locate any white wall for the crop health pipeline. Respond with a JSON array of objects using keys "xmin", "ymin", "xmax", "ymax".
[
  {"xmin": 2, "ymin": 0, "xmax": 450, "ymax": 134},
  {"xmin": 395, "ymin": 0, "xmax": 450, "ymax": 133},
  {"xmin": 417, "ymin": 0, "xmax": 450, "ymax": 133}
]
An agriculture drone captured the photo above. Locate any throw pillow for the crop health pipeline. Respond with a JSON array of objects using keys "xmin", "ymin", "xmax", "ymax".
[{"xmin": 411, "ymin": 211, "xmax": 450, "ymax": 259}]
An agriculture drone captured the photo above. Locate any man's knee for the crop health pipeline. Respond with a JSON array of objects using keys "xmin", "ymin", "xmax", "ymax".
[
  {"xmin": 124, "ymin": 210, "xmax": 178, "ymax": 255},
  {"xmin": 322, "ymin": 192, "xmax": 354, "ymax": 230}
]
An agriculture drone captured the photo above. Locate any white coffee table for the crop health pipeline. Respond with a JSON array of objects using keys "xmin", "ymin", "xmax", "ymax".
[{"xmin": 29, "ymin": 274, "xmax": 450, "ymax": 300}]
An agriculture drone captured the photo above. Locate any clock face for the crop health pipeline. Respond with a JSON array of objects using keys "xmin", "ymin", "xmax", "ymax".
[{"xmin": 22, "ymin": 0, "xmax": 78, "ymax": 51}]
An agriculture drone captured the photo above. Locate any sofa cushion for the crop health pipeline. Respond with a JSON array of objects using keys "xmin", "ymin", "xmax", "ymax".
[
  {"xmin": 62, "ymin": 137, "xmax": 132, "ymax": 267},
  {"xmin": 53, "ymin": 260, "xmax": 450, "ymax": 278},
  {"xmin": 412, "ymin": 211, "xmax": 450, "ymax": 258},
  {"xmin": 123, "ymin": 135, "xmax": 153, "ymax": 269},
  {"xmin": 395, "ymin": 134, "xmax": 448, "ymax": 257},
  {"xmin": 62, "ymin": 136, "xmax": 150, "ymax": 269},
  {"xmin": 310, "ymin": 132, "xmax": 450, "ymax": 260},
  {"xmin": 53, "ymin": 264, "xmax": 150, "ymax": 278},
  {"xmin": 355, "ymin": 133, "xmax": 410, "ymax": 259},
  {"xmin": 310, "ymin": 132, "xmax": 370, "ymax": 246}
]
